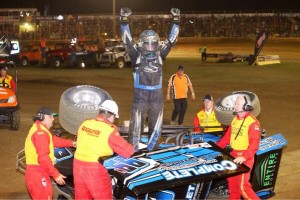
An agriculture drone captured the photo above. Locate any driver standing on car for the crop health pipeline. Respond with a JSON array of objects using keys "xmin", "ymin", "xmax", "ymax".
[
  {"xmin": 217, "ymin": 95, "xmax": 261, "ymax": 200},
  {"xmin": 24, "ymin": 107, "xmax": 76, "ymax": 200},
  {"xmin": 73, "ymin": 100, "xmax": 134, "ymax": 199},
  {"xmin": 120, "ymin": 7, "xmax": 180, "ymax": 151}
]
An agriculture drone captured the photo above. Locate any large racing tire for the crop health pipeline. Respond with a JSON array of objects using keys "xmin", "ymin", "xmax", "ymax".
[
  {"xmin": 10, "ymin": 110, "xmax": 20, "ymax": 130},
  {"xmin": 214, "ymin": 91, "xmax": 261, "ymax": 126},
  {"xmin": 59, "ymin": 85, "xmax": 112, "ymax": 134}
]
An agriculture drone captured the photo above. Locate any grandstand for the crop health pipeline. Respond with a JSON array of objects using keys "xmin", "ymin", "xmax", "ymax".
[{"xmin": 0, "ymin": 8, "xmax": 299, "ymax": 41}]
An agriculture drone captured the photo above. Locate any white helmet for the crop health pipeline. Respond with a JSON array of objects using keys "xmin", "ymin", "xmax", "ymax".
[{"xmin": 99, "ymin": 100, "xmax": 119, "ymax": 118}]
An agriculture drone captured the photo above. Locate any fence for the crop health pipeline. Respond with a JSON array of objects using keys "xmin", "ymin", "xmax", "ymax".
[{"xmin": 1, "ymin": 11, "xmax": 299, "ymax": 41}]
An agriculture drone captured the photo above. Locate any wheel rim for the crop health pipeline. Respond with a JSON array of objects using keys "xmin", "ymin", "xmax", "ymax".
[
  {"xmin": 22, "ymin": 60, "xmax": 27, "ymax": 66},
  {"xmin": 118, "ymin": 61, "xmax": 125, "ymax": 69},
  {"xmin": 55, "ymin": 60, "xmax": 60, "ymax": 67}
]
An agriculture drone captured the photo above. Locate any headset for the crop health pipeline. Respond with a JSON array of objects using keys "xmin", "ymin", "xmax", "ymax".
[
  {"xmin": 243, "ymin": 96, "xmax": 254, "ymax": 111},
  {"xmin": 32, "ymin": 112, "xmax": 45, "ymax": 122}
]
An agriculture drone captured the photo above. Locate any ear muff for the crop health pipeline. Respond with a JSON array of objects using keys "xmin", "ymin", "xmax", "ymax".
[
  {"xmin": 37, "ymin": 112, "xmax": 45, "ymax": 121},
  {"xmin": 243, "ymin": 96, "xmax": 253, "ymax": 111}
]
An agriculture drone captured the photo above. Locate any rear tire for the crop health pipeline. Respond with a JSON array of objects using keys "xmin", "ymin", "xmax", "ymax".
[
  {"xmin": 59, "ymin": 85, "xmax": 112, "ymax": 134},
  {"xmin": 10, "ymin": 110, "xmax": 20, "ymax": 130},
  {"xmin": 21, "ymin": 57, "xmax": 29, "ymax": 67},
  {"xmin": 54, "ymin": 58, "xmax": 62, "ymax": 68},
  {"xmin": 116, "ymin": 58, "xmax": 126, "ymax": 69},
  {"xmin": 214, "ymin": 91, "xmax": 261, "ymax": 126}
]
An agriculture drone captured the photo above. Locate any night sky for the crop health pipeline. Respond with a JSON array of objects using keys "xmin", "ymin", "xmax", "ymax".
[{"xmin": 2, "ymin": 0, "xmax": 300, "ymax": 15}]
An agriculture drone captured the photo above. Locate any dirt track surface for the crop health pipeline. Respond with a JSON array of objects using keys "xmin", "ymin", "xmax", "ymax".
[{"xmin": 1, "ymin": 38, "xmax": 300, "ymax": 199}]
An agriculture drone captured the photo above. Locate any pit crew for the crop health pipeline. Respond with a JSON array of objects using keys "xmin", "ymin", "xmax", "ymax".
[{"xmin": 73, "ymin": 100, "xmax": 134, "ymax": 199}]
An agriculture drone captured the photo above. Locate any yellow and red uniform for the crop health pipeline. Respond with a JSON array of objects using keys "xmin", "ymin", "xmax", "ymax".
[
  {"xmin": 193, "ymin": 108, "xmax": 223, "ymax": 132},
  {"xmin": 0, "ymin": 74, "xmax": 16, "ymax": 93},
  {"xmin": 25, "ymin": 121, "xmax": 73, "ymax": 200},
  {"xmin": 217, "ymin": 112, "xmax": 261, "ymax": 200},
  {"xmin": 74, "ymin": 116, "xmax": 134, "ymax": 199}
]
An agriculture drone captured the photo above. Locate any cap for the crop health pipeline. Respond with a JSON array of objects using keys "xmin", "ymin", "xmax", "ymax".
[
  {"xmin": 0, "ymin": 66, "xmax": 8, "ymax": 71},
  {"xmin": 202, "ymin": 94, "xmax": 213, "ymax": 101},
  {"xmin": 37, "ymin": 107, "xmax": 58, "ymax": 117},
  {"xmin": 177, "ymin": 65, "xmax": 184, "ymax": 71}
]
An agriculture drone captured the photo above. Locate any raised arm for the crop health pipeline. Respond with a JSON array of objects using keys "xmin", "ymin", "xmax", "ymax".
[
  {"xmin": 161, "ymin": 8, "xmax": 181, "ymax": 59},
  {"xmin": 120, "ymin": 7, "xmax": 138, "ymax": 64}
]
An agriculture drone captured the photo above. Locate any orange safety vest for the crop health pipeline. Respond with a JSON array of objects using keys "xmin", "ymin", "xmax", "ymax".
[
  {"xmin": 74, "ymin": 118, "xmax": 115, "ymax": 162},
  {"xmin": 40, "ymin": 39, "xmax": 46, "ymax": 48},
  {"xmin": 168, "ymin": 73, "xmax": 192, "ymax": 99},
  {"xmin": 230, "ymin": 115, "xmax": 256, "ymax": 150},
  {"xmin": 25, "ymin": 123, "xmax": 55, "ymax": 165},
  {"xmin": 196, "ymin": 109, "xmax": 223, "ymax": 132}
]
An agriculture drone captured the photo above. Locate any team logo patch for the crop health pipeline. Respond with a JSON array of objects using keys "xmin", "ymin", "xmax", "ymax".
[
  {"xmin": 255, "ymin": 125, "xmax": 260, "ymax": 131},
  {"xmin": 41, "ymin": 177, "xmax": 47, "ymax": 187}
]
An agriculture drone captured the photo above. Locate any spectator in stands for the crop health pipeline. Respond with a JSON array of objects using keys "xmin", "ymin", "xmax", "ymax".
[{"xmin": 166, "ymin": 65, "xmax": 196, "ymax": 125}]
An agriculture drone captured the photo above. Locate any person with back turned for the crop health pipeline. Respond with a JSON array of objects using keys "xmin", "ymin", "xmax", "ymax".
[{"xmin": 73, "ymin": 100, "xmax": 134, "ymax": 199}]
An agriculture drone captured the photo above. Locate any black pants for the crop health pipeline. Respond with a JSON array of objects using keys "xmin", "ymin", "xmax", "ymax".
[
  {"xmin": 128, "ymin": 89, "xmax": 163, "ymax": 151},
  {"xmin": 171, "ymin": 98, "xmax": 188, "ymax": 125},
  {"xmin": 202, "ymin": 53, "xmax": 206, "ymax": 62}
]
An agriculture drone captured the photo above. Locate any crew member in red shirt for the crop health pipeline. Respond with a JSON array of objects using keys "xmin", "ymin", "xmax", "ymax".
[
  {"xmin": 217, "ymin": 95, "xmax": 260, "ymax": 200},
  {"xmin": 25, "ymin": 107, "xmax": 76, "ymax": 199},
  {"xmin": 73, "ymin": 100, "xmax": 134, "ymax": 199}
]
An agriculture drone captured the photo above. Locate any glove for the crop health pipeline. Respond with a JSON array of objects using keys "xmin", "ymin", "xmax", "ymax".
[
  {"xmin": 120, "ymin": 7, "xmax": 132, "ymax": 22},
  {"xmin": 171, "ymin": 8, "xmax": 180, "ymax": 23}
]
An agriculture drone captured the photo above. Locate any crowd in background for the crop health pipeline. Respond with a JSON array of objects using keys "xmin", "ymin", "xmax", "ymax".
[{"xmin": 1, "ymin": 12, "xmax": 299, "ymax": 41}]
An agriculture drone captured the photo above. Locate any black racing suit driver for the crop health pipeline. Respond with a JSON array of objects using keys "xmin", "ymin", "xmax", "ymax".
[{"xmin": 120, "ymin": 7, "xmax": 180, "ymax": 151}]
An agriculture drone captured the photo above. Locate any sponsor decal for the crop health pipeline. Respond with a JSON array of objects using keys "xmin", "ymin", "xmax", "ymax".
[
  {"xmin": 259, "ymin": 152, "xmax": 279, "ymax": 187},
  {"xmin": 169, "ymin": 24, "xmax": 179, "ymax": 43},
  {"xmin": 82, "ymin": 125, "xmax": 101, "ymax": 137},
  {"xmin": 259, "ymin": 137, "xmax": 284, "ymax": 152},
  {"xmin": 162, "ymin": 160, "xmax": 237, "ymax": 181},
  {"xmin": 73, "ymin": 103, "xmax": 99, "ymax": 110},
  {"xmin": 186, "ymin": 183, "xmax": 198, "ymax": 199},
  {"xmin": 54, "ymin": 148, "xmax": 73, "ymax": 164}
]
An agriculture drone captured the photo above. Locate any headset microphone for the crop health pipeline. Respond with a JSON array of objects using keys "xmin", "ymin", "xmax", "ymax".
[{"xmin": 233, "ymin": 110, "xmax": 245, "ymax": 115}]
